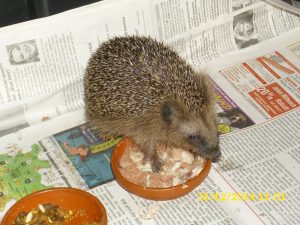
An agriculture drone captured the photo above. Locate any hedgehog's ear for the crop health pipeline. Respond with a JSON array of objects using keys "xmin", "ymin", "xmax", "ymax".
[{"xmin": 161, "ymin": 101, "xmax": 181, "ymax": 125}]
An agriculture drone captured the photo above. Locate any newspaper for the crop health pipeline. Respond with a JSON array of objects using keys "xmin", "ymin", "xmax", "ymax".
[{"xmin": 0, "ymin": 0, "xmax": 300, "ymax": 224}]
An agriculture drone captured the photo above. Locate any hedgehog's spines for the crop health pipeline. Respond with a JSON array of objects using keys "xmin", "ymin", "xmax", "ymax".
[
  {"xmin": 84, "ymin": 35, "xmax": 213, "ymax": 122},
  {"xmin": 84, "ymin": 35, "xmax": 221, "ymax": 169}
]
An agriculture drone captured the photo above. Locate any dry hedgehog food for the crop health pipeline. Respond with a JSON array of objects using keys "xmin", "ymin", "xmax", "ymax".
[
  {"xmin": 119, "ymin": 145, "xmax": 205, "ymax": 188},
  {"xmin": 13, "ymin": 203, "xmax": 102, "ymax": 225},
  {"xmin": 13, "ymin": 203, "xmax": 76, "ymax": 225}
]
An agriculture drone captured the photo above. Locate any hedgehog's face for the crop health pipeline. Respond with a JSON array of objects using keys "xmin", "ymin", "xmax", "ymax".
[{"xmin": 161, "ymin": 101, "xmax": 221, "ymax": 162}]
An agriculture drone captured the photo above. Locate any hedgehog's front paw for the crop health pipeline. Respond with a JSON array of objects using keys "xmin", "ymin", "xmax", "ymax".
[
  {"xmin": 151, "ymin": 158, "xmax": 163, "ymax": 173},
  {"xmin": 99, "ymin": 133, "xmax": 115, "ymax": 142}
]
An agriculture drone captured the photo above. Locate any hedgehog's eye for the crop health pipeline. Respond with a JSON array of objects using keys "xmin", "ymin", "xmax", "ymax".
[
  {"xmin": 188, "ymin": 134, "xmax": 205, "ymax": 147},
  {"xmin": 188, "ymin": 134, "xmax": 201, "ymax": 140},
  {"xmin": 161, "ymin": 101, "xmax": 180, "ymax": 125}
]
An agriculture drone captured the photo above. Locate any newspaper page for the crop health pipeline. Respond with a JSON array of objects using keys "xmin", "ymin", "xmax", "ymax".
[
  {"xmin": 1, "ymin": 0, "xmax": 300, "ymax": 224},
  {"xmin": 149, "ymin": 0, "xmax": 300, "ymax": 66},
  {"xmin": 207, "ymin": 25, "xmax": 300, "ymax": 224},
  {"xmin": 0, "ymin": 0, "xmax": 153, "ymax": 136}
]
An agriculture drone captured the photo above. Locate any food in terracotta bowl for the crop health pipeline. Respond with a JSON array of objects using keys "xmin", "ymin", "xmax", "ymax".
[
  {"xmin": 111, "ymin": 138, "xmax": 211, "ymax": 200},
  {"xmin": 1, "ymin": 188, "xmax": 107, "ymax": 225}
]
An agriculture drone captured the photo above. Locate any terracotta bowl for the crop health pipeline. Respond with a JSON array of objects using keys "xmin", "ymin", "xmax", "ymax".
[
  {"xmin": 111, "ymin": 138, "xmax": 212, "ymax": 201},
  {"xmin": 1, "ymin": 187, "xmax": 107, "ymax": 225}
]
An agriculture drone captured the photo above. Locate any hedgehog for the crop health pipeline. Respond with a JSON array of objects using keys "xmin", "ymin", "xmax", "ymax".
[{"xmin": 84, "ymin": 36, "xmax": 221, "ymax": 172}]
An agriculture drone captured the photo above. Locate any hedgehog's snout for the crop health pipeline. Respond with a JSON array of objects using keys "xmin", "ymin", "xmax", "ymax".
[
  {"xmin": 201, "ymin": 144, "xmax": 221, "ymax": 163},
  {"xmin": 211, "ymin": 147, "xmax": 221, "ymax": 163},
  {"xmin": 189, "ymin": 134, "xmax": 221, "ymax": 163}
]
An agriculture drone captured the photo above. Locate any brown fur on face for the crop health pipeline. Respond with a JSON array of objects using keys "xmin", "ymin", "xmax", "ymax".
[{"xmin": 84, "ymin": 35, "xmax": 221, "ymax": 171}]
